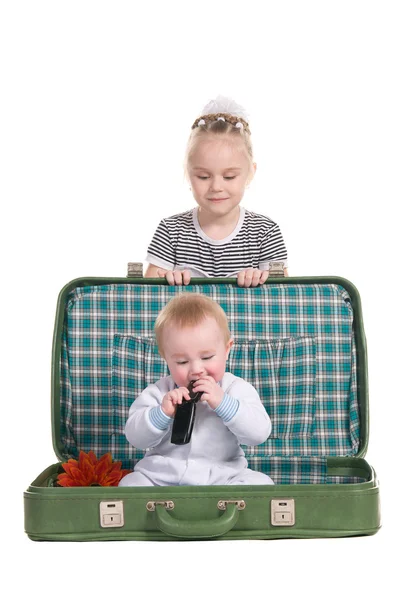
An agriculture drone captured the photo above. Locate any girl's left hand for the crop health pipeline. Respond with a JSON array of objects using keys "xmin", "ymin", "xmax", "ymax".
[
  {"xmin": 191, "ymin": 376, "xmax": 224, "ymax": 410},
  {"xmin": 237, "ymin": 268, "xmax": 269, "ymax": 287}
]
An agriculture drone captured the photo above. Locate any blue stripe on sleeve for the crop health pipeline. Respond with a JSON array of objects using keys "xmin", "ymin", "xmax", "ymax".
[
  {"xmin": 149, "ymin": 406, "xmax": 173, "ymax": 430},
  {"xmin": 214, "ymin": 393, "xmax": 239, "ymax": 422}
]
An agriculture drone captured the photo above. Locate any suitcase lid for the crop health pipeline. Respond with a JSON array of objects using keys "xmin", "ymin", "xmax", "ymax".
[{"xmin": 51, "ymin": 276, "xmax": 368, "ymax": 475}]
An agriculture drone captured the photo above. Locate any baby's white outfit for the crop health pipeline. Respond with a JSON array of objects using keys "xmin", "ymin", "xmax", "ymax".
[{"xmin": 119, "ymin": 373, "xmax": 274, "ymax": 487}]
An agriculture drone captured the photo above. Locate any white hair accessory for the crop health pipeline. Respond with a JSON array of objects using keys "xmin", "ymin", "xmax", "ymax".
[
  {"xmin": 235, "ymin": 122, "xmax": 243, "ymax": 129},
  {"xmin": 198, "ymin": 119, "xmax": 206, "ymax": 125},
  {"xmin": 201, "ymin": 95, "xmax": 249, "ymax": 122},
  {"xmin": 217, "ymin": 116, "xmax": 225, "ymax": 121}
]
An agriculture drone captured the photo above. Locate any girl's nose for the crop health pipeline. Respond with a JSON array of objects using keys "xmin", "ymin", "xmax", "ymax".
[{"xmin": 209, "ymin": 178, "xmax": 223, "ymax": 192}]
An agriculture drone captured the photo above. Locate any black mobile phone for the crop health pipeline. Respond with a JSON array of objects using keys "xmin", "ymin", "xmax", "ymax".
[{"xmin": 170, "ymin": 380, "xmax": 203, "ymax": 445}]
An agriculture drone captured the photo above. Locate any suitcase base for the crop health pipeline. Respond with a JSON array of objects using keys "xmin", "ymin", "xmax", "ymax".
[{"xmin": 24, "ymin": 458, "xmax": 380, "ymax": 541}]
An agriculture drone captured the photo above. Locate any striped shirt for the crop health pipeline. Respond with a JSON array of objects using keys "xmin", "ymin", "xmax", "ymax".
[{"xmin": 146, "ymin": 206, "xmax": 288, "ymax": 278}]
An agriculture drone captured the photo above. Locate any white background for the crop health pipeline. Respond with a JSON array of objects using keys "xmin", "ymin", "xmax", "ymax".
[{"xmin": 1, "ymin": 1, "xmax": 399, "ymax": 597}]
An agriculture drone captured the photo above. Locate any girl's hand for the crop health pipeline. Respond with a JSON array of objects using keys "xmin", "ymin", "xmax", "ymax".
[
  {"xmin": 237, "ymin": 268, "xmax": 269, "ymax": 287},
  {"xmin": 158, "ymin": 268, "xmax": 191, "ymax": 286},
  {"xmin": 144, "ymin": 264, "xmax": 191, "ymax": 285},
  {"xmin": 161, "ymin": 387, "xmax": 191, "ymax": 417},
  {"xmin": 191, "ymin": 376, "xmax": 224, "ymax": 410}
]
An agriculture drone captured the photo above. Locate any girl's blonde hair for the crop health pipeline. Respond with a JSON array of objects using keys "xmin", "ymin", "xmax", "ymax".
[
  {"xmin": 184, "ymin": 113, "xmax": 254, "ymax": 178},
  {"xmin": 155, "ymin": 293, "xmax": 231, "ymax": 357}
]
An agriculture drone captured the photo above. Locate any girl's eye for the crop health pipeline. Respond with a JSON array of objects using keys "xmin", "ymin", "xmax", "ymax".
[
  {"xmin": 202, "ymin": 356, "xmax": 214, "ymax": 361},
  {"xmin": 176, "ymin": 361, "xmax": 188, "ymax": 365},
  {"xmin": 196, "ymin": 175, "xmax": 236, "ymax": 180}
]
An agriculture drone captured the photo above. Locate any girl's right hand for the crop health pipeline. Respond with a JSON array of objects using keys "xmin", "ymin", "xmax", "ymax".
[
  {"xmin": 159, "ymin": 268, "xmax": 192, "ymax": 286},
  {"xmin": 161, "ymin": 387, "xmax": 191, "ymax": 417},
  {"xmin": 144, "ymin": 263, "xmax": 191, "ymax": 285}
]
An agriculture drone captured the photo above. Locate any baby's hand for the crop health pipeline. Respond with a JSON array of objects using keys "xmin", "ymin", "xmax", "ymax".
[
  {"xmin": 161, "ymin": 387, "xmax": 191, "ymax": 417},
  {"xmin": 191, "ymin": 376, "xmax": 224, "ymax": 410},
  {"xmin": 157, "ymin": 268, "xmax": 191, "ymax": 286},
  {"xmin": 237, "ymin": 268, "xmax": 269, "ymax": 288}
]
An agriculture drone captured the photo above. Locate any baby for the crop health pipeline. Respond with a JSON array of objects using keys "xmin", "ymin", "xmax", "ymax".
[{"xmin": 119, "ymin": 293, "xmax": 274, "ymax": 486}]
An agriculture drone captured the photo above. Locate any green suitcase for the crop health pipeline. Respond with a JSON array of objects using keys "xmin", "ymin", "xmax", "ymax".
[{"xmin": 24, "ymin": 274, "xmax": 381, "ymax": 540}]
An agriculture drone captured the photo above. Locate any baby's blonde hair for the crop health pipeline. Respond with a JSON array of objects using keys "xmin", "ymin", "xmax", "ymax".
[
  {"xmin": 155, "ymin": 293, "xmax": 231, "ymax": 358},
  {"xmin": 184, "ymin": 114, "xmax": 254, "ymax": 179}
]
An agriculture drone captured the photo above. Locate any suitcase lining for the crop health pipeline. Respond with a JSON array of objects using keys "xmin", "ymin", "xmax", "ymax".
[{"xmin": 59, "ymin": 283, "xmax": 361, "ymax": 485}]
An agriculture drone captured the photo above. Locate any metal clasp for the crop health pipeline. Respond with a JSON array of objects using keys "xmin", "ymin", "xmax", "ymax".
[
  {"xmin": 268, "ymin": 261, "xmax": 285, "ymax": 277},
  {"xmin": 271, "ymin": 498, "xmax": 295, "ymax": 526},
  {"xmin": 146, "ymin": 500, "xmax": 175, "ymax": 512},
  {"xmin": 217, "ymin": 500, "xmax": 246, "ymax": 511},
  {"xmin": 127, "ymin": 262, "xmax": 143, "ymax": 278},
  {"xmin": 99, "ymin": 501, "xmax": 124, "ymax": 528}
]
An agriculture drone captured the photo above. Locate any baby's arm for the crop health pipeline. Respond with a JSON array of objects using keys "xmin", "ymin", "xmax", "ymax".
[
  {"xmin": 124, "ymin": 381, "xmax": 176, "ymax": 450},
  {"xmin": 219, "ymin": 378, "xmax": 272, "ymax": 445}
]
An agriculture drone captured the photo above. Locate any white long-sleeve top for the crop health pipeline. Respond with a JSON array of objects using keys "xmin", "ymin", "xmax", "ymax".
[{"xmin": 124, "ymin": 373, "xmax": 272, "ymax": 486}]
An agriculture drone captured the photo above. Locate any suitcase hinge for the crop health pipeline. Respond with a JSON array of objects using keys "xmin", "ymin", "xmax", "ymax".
[
  {"xmin": 268, "ymin": 261, "xmax": 286, "ymax": 278},
  {"xmin": 217, "ymin": 500, "xmax": 246, "ymax": 511},
  {"xmin": 127, "ymin": 262, "xmax": 144, "ymax": 278},
  {"xmin": 146, "ymin": 500, "xmax": 175, "ymax": 511}
]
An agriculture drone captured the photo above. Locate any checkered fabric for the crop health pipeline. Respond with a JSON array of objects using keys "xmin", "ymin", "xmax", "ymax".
[{"xmin": 60, "ymin": 283, "xmax": 360, "ymax": 484}]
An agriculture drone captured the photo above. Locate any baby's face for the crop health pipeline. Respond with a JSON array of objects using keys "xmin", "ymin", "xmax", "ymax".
[
  {"xmin": 187, "ymin": 136, "xmax": 254, "ymax": 219},
  {"xmin": 162, "ymin": 316, "xmax": 233, "ymax": 388}
]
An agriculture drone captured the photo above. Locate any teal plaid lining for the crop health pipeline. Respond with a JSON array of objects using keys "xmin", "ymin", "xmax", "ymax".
[
  {"xmin": 60, "ymin": 283, "xmax": 360, "ymax": 482},
  {"xmin": 228, "ymin": 337, "xmax": 316, "ymax": 439},
  {"xmin": 248, "ymin": 456, "xmax": 328, "ymax": 484},
  {"xmin": 111, "ymin": 335, "xmax": 166, "ymax": 465},
  {"xmin": 326, "ymin": 476, "xmax": 366, "ymax": 484}
]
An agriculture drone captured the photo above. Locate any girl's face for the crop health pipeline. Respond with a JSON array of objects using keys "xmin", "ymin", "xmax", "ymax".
[
  {"xmin": 187, "ymin": 136, "xmax": 255, "ymax": 220},
  {"xmin": 162, "ymin": 316, "xmax": 233, "ymax": 388}
]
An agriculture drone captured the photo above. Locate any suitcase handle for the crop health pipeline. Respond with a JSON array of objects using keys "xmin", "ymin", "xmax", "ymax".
[{"xmin": 154, "ymin": 502, "xmax": 240, "ymax": 539}]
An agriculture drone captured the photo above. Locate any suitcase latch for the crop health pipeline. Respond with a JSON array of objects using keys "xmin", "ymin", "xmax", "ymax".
[
  {"xmin": 99, "ymin": 501, "xmax": 124, "ymax": 528},
  {"xmin": 271, "ymin": 499, "xmax": 295, "ymax": 526}
]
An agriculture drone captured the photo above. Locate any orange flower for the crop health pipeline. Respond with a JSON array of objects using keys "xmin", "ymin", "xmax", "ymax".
[{"xmin": 57, "ymin": 451, "xmax": 130, "ymax": 487}]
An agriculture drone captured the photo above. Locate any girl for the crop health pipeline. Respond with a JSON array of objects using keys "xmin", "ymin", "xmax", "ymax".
[{"xmin": 145, "ymin": 96, "xmax": 288, "ymax": 288}]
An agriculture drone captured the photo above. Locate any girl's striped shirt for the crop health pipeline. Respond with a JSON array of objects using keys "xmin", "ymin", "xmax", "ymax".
[{"xmin": 146, "ymin": 206, "xmax": 288, "ymax": 278}]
